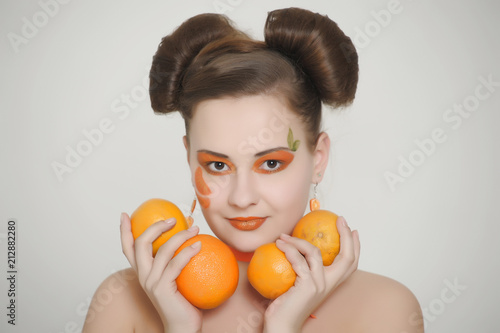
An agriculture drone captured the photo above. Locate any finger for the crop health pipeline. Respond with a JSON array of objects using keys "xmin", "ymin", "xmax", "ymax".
[
  {"xmin": 354, "ymin": 229, "xmax": 360, "ymax": 258},
  {"xmin": 135, "ymin": 218, "xmax": 177, "ymax": 282},
  {"xmin": 120, "ymin": 212, "xmax": 137, "ymax": 270},
  {"xmin": 325, "ymin": 216, "xmax": 357, "ymax": 285},
  {"xmin": 275, "ymin": 238, "xmax": 311, "ymax": 281},
  {"xmin": 351, "ymin": 229, "xmax": 361, "ymax": 269},
  {"xmin": 162, "ymin": 240, "xmax": 202, "ymax": 284},
  {"xmin": 334, "ymin": 216, "xmax": 356, "ymax": 267},
  {"xmin": 148, "ymin": 225, "xmax": 199, "ymax": 284},
  {"xmin": 338, "ymin": 228, "xmax": 360, "ymax": 282},
  {"xmin": 279, "ymin": 234, "xmax": 325, "ymax": 290}
]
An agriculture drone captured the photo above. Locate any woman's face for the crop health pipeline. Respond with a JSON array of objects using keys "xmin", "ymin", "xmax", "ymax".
[{"xmin": 184, "ymin": 94, "xmax": 326, "ymax": 252}]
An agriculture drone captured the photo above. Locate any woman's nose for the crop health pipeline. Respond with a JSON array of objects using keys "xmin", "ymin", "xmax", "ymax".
[{"xmin": 227, "ymin": 172, "xmax": 259, "ymax": 209}]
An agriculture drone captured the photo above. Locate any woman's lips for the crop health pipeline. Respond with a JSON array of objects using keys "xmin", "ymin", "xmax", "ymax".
[{"xmin": 227, "ymin": 217, "xmax": 267, "ymax": 231}]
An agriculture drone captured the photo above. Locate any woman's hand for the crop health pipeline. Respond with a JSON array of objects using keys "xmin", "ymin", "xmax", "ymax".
[
  {"xmin": 120, "ymin": 213, "xmax": 203, "ymax": 333},
  {"xmin": 263, "ymin": 216, "xmax": 360, "ymax": 333}
]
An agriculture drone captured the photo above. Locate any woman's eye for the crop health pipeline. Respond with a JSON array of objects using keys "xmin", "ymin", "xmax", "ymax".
[
  {"xmin": 252, "ymin": 151, "xmax": 294, "ymax": 174},
  {"xmin": 208, "ymin": 161, "xmax": 229, "ymax": 172},
  {"xmin": 260, "ymin": 160, "xmax": 282, "ymax": 171}
]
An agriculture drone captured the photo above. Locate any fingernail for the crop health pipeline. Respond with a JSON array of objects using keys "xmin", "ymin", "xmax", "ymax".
[
  {"xmin": 276, "ymin": 239, "xmax": 285, "ymax": 245},
  {"xmin": 188, "ymin": 225, "xmax": 198, "ymax": 232},
  {"xmin": 120, "ymin": 213, "xmax": 126, "ymax": 225},
  {"xmin": 190, "ymin": 241, "xmax": 201, "ymax": 249},
  {"xmin": 280, "ymin": 233, "xmax": 291, "ymax": 240},
  {"xmin": 340, "ymin": 216, "xmax": 348, "ymax": 228},
  {"xmin": 164, "ymin": 218, "xmax": 176, "ymax": 226}
]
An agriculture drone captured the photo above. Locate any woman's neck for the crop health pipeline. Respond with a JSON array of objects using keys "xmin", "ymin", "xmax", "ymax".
[{"xmin": 229, "ymin": 246, "xmax": 254, "ymax": 263}]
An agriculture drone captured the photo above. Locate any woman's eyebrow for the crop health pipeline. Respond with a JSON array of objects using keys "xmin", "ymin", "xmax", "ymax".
[
  {"xmin": 255, "ymin": 147, "xmax": 292, "ymax": 157},
  {"xmin": 197, "ymin": 149, "xmax": 229, "ymax": 159},
  {"xmin": 197, "ymin": 147, "xmax": 292, "ymax": 159}
]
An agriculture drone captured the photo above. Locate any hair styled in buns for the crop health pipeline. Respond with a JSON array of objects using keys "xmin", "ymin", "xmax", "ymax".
[{"xmin": 150, "ymin": 7, "xmax": 358, "ymax": 149}]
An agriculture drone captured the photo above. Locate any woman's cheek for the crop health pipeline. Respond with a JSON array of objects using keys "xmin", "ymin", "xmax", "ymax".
[
  {"xmin": 194, "ymin": 167, "xmax": 231, "ymax": 209},
  {"xmin": 276, "ymin": 169, "xmax": 310, "ymax": 211},
  {"xmin": 204, "ymin": 174, "xmax": 231, "ymax": 206}
]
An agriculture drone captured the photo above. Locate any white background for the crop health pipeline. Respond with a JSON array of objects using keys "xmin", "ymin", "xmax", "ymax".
[{"xmin": 1, "ymin": 0, "xmax": 499, "ymax": 332}]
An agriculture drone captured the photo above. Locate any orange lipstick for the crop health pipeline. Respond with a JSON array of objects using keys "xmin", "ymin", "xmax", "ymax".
[{"xmin": 228, "ymin": 217, "xmax": 267, "ymax": 231}]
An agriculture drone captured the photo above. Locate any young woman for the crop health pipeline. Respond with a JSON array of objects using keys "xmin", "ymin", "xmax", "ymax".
[{"xmin": 83, "ymin": 8, "xmax": 423, "ymax": 333}]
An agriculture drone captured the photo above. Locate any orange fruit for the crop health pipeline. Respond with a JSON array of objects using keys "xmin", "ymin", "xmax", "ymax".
[
  {"xmin": 174, "ymin": 234, "xmax": 239, "ymax": 309},
  {"xmin": 247, "ymin": 243, "xmax": 297, "ymax": 299},
  {"xmin": 292, "ymin": 210, "xmax": 340, "ymax": 266},
  {"xmin": 247, "ymin": 210, "xmax": 340, "ymax": 299},
  {"xmin": 130, "ymin": 198, "xmax": 189, "ymax": 256}
]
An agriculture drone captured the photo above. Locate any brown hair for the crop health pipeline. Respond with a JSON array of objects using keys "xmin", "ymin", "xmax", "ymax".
[{"xmin": 149, "ymin": 7, "xmax": 358, "ymax": 150}]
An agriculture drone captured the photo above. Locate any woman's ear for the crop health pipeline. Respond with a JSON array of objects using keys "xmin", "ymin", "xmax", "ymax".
[
  {"xmin": 183, "ymin": 135, "xmax": 190, "ymax": 164},
  {"xmin": 312, "ymin": 132, "xmax": 330, "ymax": 184}
]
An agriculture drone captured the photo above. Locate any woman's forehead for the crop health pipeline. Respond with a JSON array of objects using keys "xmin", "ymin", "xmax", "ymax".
[{"xmin": 188, "ymin": 95, "xmax": 305, "ymax": 155}]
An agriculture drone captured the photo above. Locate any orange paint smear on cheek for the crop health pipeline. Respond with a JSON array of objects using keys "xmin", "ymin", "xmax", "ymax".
[
  {"xmin": 195, "ymin": 167, "xmax": 211, "ymax": 208},
  {"xmin": 195, "ymin": 167, "xmax": 212, "ymax": 195},
  {"xmin": 196, "ymin": 193, "xmax": 210, "ymax": 209}
]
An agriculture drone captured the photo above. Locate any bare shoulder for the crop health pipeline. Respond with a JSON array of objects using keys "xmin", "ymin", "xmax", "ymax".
[
  {"xmin": 82, "ymin": 268, "xmax": 163, "ymax": 333},
  {"xmin": 311, "ymin": 270, "xmax": 424, "ymax": 333},
  {"xmin": 343, "ymin": 270, "xmax": 424, "ymax": 332},
  {"xmin": 348, "ymin": 269, "xmax": 421, "ymax": 305}
]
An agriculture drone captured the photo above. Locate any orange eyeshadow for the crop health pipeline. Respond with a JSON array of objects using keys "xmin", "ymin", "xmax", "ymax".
[
  {"xmin": 252, "ymin": 150, "xmax": 295, "ymax": 174},
  {"xmin": 197, "ymin": 152, "xmax": 235, "ymax": 176}
]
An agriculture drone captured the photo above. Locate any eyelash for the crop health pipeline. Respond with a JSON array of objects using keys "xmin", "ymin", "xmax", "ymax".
[
  {"xmin": 205, "ymin": 160, "xmax": 285, "ymax": 176},
  {"xmin": 203, "ymin": 156, "xmax": 293, "ymax": 176},
  {"xmin": 205, "ymin": 161, "xmax": 231, "ymax": 175},
  {"xmin": 258, "ymin": 160, "xmax": 284, "ymax": 173}
]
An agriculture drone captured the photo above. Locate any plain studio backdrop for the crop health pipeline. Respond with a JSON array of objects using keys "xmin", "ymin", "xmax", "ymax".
[{"xmin": 1, "ymin": 0, "xmax": 499, "ymax": 332}]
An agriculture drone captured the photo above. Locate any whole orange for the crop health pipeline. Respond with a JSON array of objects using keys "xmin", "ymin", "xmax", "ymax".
[
  {"xmin": 174, "ymin": 234, "xmax": 239, "ymax": 309},
  {"xmin": 292, "ymin": 210, "xmax": 340, "ymax": 266},
  {"xmin": 247, "ymin": 243, "xmax": 297, "ymax": 299},
  {"xmin": 130, "ymin": 198, "xmax": 189, "ymax": 256}
]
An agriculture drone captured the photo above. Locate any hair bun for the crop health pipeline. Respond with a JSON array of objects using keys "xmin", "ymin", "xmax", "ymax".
[
  {"xmin": 264, "ymin": 7, "xmax": 358, "ymax": 107},
  {"xmin": 150, "ymin": 14, "xmax": 240, "ymax": 113}
]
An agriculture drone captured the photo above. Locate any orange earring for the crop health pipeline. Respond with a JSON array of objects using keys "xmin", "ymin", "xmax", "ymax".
[
  {"xmin": 186, "ymin": 196, "xmax": 196, "ymax": 227},
  {"xmin": 309, "ymin": 182, "xmax": 320, "ymax": 212}
]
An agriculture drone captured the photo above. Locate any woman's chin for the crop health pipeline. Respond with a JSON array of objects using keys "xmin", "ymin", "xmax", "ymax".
[
  {"xmin": 229, "ymin": 236, "xmax": 275, "ymax": 253},
  {"xmin": 209, "ymin": 223, "xmax": 281, "ymax": 252}
]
